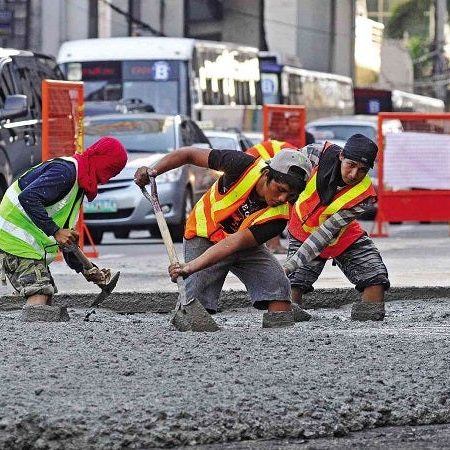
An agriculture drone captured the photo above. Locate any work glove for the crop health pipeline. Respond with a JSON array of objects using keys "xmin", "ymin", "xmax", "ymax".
[{"xmin": 82, "ymin": 267, "xmax": 111, "ymax": 286}]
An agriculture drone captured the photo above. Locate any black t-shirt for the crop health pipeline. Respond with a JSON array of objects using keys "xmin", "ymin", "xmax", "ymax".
[{"xmin": 207, "ymin": 150, "xmax": 287, "ymax": 244}]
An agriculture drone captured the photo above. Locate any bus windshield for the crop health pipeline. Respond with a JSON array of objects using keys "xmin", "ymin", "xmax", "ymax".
[{"xmin": 63, "ymin": 60, "xmax": 188, "ymax": 115}]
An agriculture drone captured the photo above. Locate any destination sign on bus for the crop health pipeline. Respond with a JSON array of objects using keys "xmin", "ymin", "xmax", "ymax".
[
  {"xmin": 81, "ymin": 61, "xmax": 121, "ymax": 81},
  {"xmin": 123, "ymin": 60, "xmax": 179, "ymax": 81}
]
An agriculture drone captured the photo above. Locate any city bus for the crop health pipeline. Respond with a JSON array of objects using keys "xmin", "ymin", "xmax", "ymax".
[
  {"xmin": 354, "ymin": 87, "xmax": 445, "ymax": 114},
  {"xmin": 259, "ymin": 55, "xmax": 355, "ymax": 121},
  {"xmin": 57, "ymin": 37, "xmax": 262, "ymax": 130}
]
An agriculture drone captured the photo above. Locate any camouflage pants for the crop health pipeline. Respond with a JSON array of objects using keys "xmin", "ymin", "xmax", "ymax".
[{"xmin": 0, "ymin": 250, "xmax": 56, "ymax": 299}]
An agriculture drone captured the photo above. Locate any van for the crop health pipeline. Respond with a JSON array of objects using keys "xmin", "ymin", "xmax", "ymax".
[{"xmin": 0, "ymin": 48, "xmax": 64, "ymax": 198}]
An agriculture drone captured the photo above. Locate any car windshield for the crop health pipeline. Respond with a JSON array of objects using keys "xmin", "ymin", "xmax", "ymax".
[
  {"xmin": 308, "ymin": 124, "xmax": 377, "ymax": 143},
  {"xmin": 207, "ymin": 136, "xmax": 238, "ymax": 150},
  {"xmin": 84, "ymin": 117, "xmax": 176, "ymax": 153}
]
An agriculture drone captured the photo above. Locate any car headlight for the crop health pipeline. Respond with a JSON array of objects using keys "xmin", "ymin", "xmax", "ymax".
[{"xmin": 157, "ymin": 167, "xmax": 182, "ymax": 183}]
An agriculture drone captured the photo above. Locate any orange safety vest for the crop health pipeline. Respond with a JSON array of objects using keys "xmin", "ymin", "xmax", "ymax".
[
  {"xmin": 288, "ymin": 147, "xmax": 376, "ymax": 259},
  {"xmin": 246, "ymin": 140, "xmax": 296, "ymax": 159},
  {"xmin": 185, "ymin": 158, "xmax": 290, "ymax": 242}
]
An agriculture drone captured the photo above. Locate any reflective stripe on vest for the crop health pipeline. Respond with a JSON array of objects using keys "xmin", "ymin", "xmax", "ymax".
[
  {"xmin": 185, "ymin": 158, "xmax": 289, "ymax": 241},
  {"xmin": 246, "ymin": 140, "xmax": 294, "ymax": 159},
  {"xmin": 0, "ymin": 157, "xmax": 82, "ymax": 262}
]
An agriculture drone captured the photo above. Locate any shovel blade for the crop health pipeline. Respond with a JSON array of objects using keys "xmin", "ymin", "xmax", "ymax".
[
  {"xmin": 89, "ymin": 271, "xmax": 120, "ymax": 308},
  {"xmin": 170, "ymin": 298, "xmax": 219, "ymax": 332}
]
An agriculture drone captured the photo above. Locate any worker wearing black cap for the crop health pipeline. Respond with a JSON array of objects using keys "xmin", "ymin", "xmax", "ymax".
[{"xmin": 284, "ymin": 134, "xmax": 390, "ymax": 322}]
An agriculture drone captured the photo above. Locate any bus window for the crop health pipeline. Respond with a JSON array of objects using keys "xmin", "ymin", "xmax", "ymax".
[{"xmin": 261, "ymin": 72, "xmax": 280, "ymax": 104}]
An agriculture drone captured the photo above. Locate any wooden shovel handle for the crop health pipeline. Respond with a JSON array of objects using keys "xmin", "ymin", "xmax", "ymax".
[{"xmin": 141, "ymin": 180, "xmax": 186, "ymax": 303}]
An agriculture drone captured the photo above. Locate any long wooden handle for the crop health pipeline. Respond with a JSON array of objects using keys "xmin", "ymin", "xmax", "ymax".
[
  {"xmin": 141, "ymin": 184, "xmax": 178, "ymax": 265},
  {"xmin": 141, "ymin": 181, "xmax": 186, "ymax": 304}
]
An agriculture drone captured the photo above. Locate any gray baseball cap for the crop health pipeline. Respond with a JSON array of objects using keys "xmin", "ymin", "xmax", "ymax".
[{"xmin": 266, "ymin": 150, "xmax": 312, "ymax": 181}]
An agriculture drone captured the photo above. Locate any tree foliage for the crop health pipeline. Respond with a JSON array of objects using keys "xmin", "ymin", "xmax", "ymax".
[
  {"xmin": 386, "ymin": 0, "xmax": 450, "ymax": 39},
  {"xmin": 386, "ymin": 0, "xmax": 432, "ymax": 39}
]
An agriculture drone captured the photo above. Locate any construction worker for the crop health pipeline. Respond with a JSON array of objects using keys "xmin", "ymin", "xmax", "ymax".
[
  {"xmin": 247, "ymin": 134, "xmax": 315, "ymax": 254},
  {"xmin": 0, "ymin": 137, "xmax": 127, "ymax": 318},
  {"xmin": 284, "ymin": 134, "xmax": 390, "ymax": 321},
  {"xmin": 134, "ymin": 146, "xmax": 312, "ymax": 328}
]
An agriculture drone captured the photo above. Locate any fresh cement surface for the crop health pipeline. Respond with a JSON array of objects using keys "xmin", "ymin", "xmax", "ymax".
[
  {"xmin": 2, "ymin": 298, "xmax": 450, "ymax": 449},
  {"xmin": 2, "ymin": 223, "xmax": 450, "ymax": 448}
]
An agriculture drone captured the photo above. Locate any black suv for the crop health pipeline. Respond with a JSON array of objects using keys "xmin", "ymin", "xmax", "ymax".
[{"xmin": 0, "ymin": 49, "xmax": 64, "ymax": 198}]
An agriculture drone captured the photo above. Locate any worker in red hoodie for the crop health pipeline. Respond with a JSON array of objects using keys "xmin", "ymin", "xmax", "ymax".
[{"xmin": 0, "ymin": 137, "xmax": 127, "ymax": 320}]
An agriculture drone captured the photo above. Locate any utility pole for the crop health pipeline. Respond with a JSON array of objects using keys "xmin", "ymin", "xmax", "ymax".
[{"xmin": 433, "ymin": 0, "xmax": 448, "ymax": 102}]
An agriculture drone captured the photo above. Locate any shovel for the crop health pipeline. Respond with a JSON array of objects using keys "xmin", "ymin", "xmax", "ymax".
[
  {"xmin": 67, "ymin": 244, "xmax": 120, "ymax": 320},
  {"xmin": 140, "ymin": 178, "xmax": 219, "ymax": 332}
]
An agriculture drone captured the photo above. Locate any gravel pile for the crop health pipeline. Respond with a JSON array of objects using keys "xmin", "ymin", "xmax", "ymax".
[{"xmin": 1, "ymin": 297, "xmax": 450, "ymax": 449}]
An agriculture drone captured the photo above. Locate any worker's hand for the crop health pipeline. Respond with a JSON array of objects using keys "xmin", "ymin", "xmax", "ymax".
[
  {"xmin": 168, "ymin": 262, "xmax": 191, "ymax": 282},
  {"xmin": 54, "ymin": 228, "xmax": 79, "ymax": 247},
  {"xmin": 83, "ymin": 267, "xmax": 111, "ymax": 285},
  {"xmin": 134, "ymin": 167, "xmax": 157, "ymax": 187}
]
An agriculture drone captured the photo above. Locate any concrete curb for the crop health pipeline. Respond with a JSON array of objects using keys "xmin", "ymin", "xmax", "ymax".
[{"xmin": 1, "ymin": 286, "xmax": 449, "ymax": 313}]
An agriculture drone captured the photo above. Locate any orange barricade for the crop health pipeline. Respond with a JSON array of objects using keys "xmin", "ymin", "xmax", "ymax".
[
  {"xmin": 41, "ymin": 79, "xmax": 98, "ymax": 257},
  {"xmin": 262, "ymin": 104, "xmax": 306, "ymax": 148},
  {"xmin": 373, "ymin": 112, "xmax": 450, "ymax": 237}
]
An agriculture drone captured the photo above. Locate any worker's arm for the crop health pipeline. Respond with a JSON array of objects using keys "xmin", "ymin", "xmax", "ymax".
[
  {"xmin": 168, "ymin": 228, "xmax": 257, "ymax": 282},
  {"xmin": 134, "ymin": 147, "xmax": 211, "ymax": 187},
  {"xmin": 283, "ymin": 198, "xmax": 375, "ymax": 274},
  {"xmin": 18, "ymin": 160, "xmax": 79, "ymax": 248}
]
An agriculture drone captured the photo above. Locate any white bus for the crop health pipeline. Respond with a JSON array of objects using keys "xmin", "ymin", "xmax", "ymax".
[
  {"xmin": 392, "ymin": 89, "xmax": 445, "ymax": 113},
  {"xmin": 354, "ymin": 87, "xmax": 445, "ymax": 114},
  {"xmin": 260, "ymin": 55, "xmax": 355, "ymax": 121},
  {"xmin": 57, "ymin": 37, "xmax": 262, "ymax": 130}
]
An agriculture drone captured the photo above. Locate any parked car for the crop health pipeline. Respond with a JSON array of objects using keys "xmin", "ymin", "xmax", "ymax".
[
  {"xmin": 204, "ymin": 129, "xmax": 254, "ymax": 152},
  {"xmin": 0, "ymin": 48, "xmax": 64, "ymax": 199},
  {"xmin": 83, "ymin": 113, "xmax": 217, "ymax": 243},
  {"xmin": 84, "ymin": 98, "xmax": 155, "ymax": 116},
  {"xmin": 306, "ymin": 115, "xmax": 403, "ymax": 220}
]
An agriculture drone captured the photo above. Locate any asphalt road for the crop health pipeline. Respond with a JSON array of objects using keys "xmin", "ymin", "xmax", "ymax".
[{"xmin": 44, "ymin": 221, "xmax": 450, "ymax": 294}]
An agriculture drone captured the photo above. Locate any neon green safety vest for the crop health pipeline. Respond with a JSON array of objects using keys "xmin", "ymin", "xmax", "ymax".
[{"xmin": 0, "ymin": 157, "xmax": 83, "ymax": 262}]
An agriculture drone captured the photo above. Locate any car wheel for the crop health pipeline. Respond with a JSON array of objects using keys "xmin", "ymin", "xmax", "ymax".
[
  {"xmin": 149, "ymin": 225, "xmax": 162, "ymax": 238},
  {"xmin": 114, "ymin": 230, "xmax": 130, "ymax": 239},
  {"xmin": 87, "ymin": 228, "xmax": 103, "ymax": 245},
  {"xmin": 169, "ymin": 188, "xmax": 193, "ymax": 243}
]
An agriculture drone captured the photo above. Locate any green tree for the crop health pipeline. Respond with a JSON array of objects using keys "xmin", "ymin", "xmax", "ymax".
[
  {"xmin": 386, "ymin": 0, "xmax": 450, "ymax": 82},
  {"xmin": 385, "ymin": 0, "xmax": 433, "ymax": 39}
]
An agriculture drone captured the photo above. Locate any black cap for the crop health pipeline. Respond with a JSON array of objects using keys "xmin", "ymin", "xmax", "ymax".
[{"xmin": 342, "ymin": 134, "xmax": 378, "ymax": 168}]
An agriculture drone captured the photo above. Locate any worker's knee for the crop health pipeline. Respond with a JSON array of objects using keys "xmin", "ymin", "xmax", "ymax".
[{"xmin": 4, "ymin": 254, "xmax": 56, "ymax": 299}]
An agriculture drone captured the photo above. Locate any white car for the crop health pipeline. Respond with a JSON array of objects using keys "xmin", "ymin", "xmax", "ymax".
[
  {"xmin": 204, "ymin": 129, "xmax": 254, "ymax": 152},
  {"xmin": 83, "ymin": 113, "xmax": 216, "ymax": 243},
  {"xmin": 306, "ymin": 115, "xmax": 402, "ymax": 148}
]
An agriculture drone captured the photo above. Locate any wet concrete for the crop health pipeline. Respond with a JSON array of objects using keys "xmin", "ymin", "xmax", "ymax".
[
  {"xmin": 1, "ymin": 296, "xmax": 450, "ymax": 448},
  {"xmin": 20, "ymin": 305, "xmax": 70, "ymax": 322}
]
